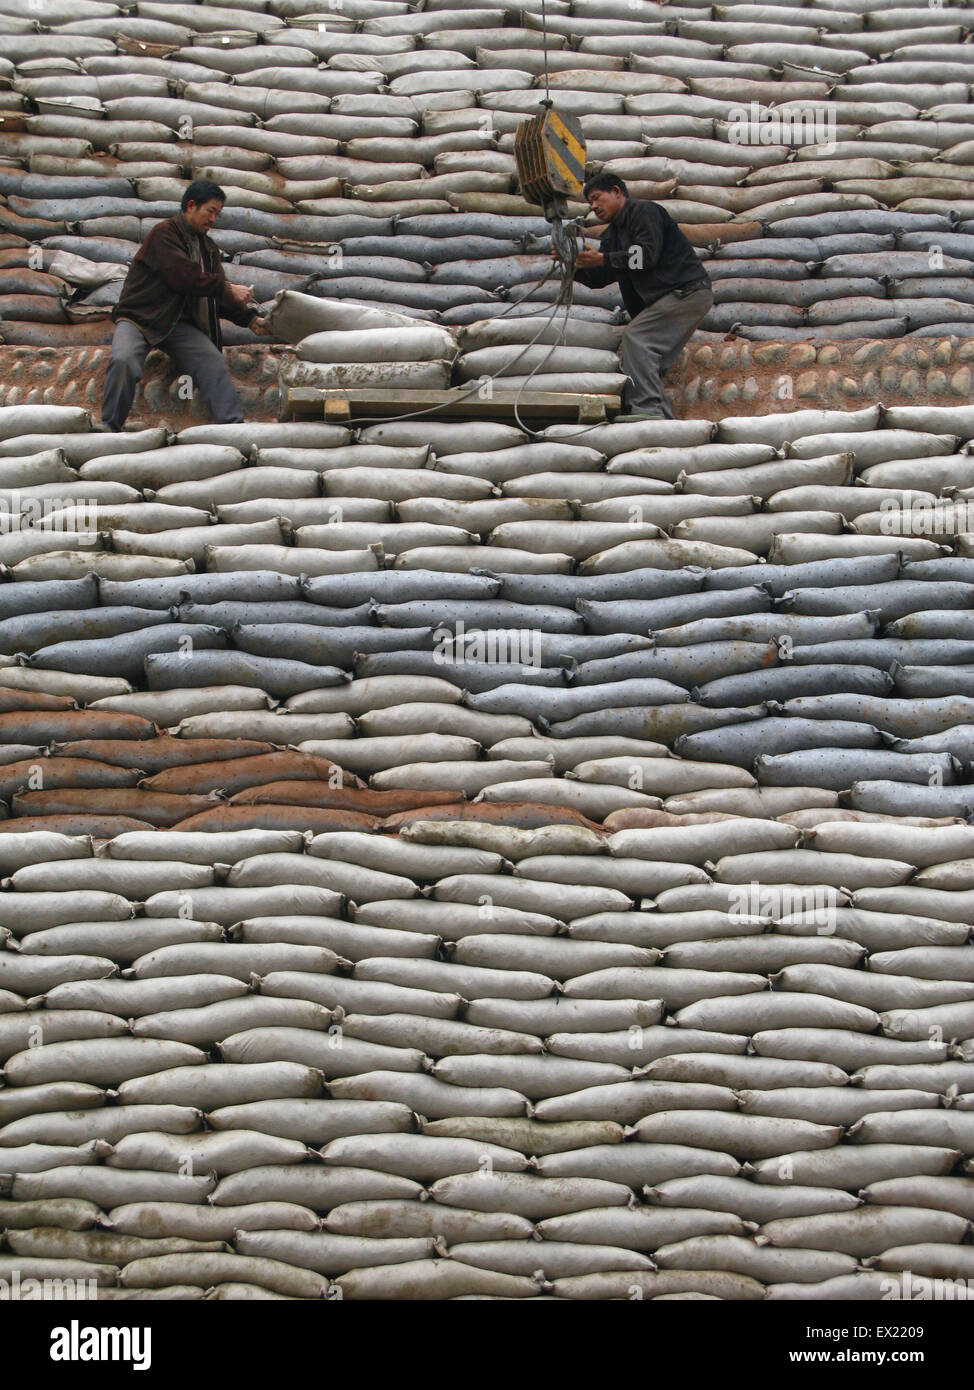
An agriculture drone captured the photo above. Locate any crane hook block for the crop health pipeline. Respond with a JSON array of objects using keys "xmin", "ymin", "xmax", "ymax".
[{"xmin": 514, "ymin": 107, "xmax": 587, "ymax": 221}]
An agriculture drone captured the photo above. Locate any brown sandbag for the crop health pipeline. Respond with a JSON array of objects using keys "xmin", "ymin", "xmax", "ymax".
[
  {"xmin": 171, "ymin": 804, "xmax": 381, "ymax": 833},
  {"xmin": 0, "ymin": 757, "xmax": 143, "ymax": 800},
  {"xmin": 0, "ymin": 135, "xmax": 84, "ymax": 167},
  {"xmin": 0, "ymin": 294, "xmax": 68, "ymax": 323},
  {"xmin": 0, "ymin": 689, "xmax": 77, "ymax": 712},
  {"xmin": 12, "ymin": 789, "xmax": 219, "ymax": 828},
  {"xmin": 229, "ymin": 782, "xmax": 460, "ymax": 814},
  {"xmin": 0, "ymin": 322, "xmax": 115, "ymax": 348},
  {"xmin": 0, "ymin": 815, "xmax": 155, "ymax": 835},
  {"xmin": 622, "ymin": 179, "xmax": 679, "ymax": 201},
  {"xmin": 0, "ymin": 711, "xmax": 157, "ymax": 744},
  {"xmin": 602, "ymin": 809, "xmax": 745, "ymax": 829},
  {"xmin": 680, "ymin": 220, "xmax": 762, "ymax": 247},
  {"xmin": 0, "ymin": 268, "xmax": 69, "ymax": 299},
  {"xmin": 380, "ymin": 802, "xmax": 605, "ymax": 832},
  {"xmin": 56, "ymin": 737, "xmax": 276, "ymax": 772},
  {"xmin": 115, "ymin": 34, "xmax": 177, "ymax": 59},
  {"xmin": 142, "ymin": 751, "xmax": 365, "ymax": 796}
]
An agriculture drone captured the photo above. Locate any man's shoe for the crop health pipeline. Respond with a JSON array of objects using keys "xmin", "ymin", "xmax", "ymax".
[{"xmin": 613, "ymin": 410, "xmax": 667, "ymax": 421}]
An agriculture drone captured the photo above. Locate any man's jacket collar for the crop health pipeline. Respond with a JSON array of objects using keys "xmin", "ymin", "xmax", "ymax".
[
  {"xmin": 174, "ymin": 210, "xmax": 213, "ymax": 255},
  {"xmin": 611, "ymin": 200, "xmax": 636, "ymax": 232}
]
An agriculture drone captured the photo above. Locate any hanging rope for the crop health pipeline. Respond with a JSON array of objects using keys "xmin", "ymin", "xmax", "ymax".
[
  {"xmin": 337, "ymin": 255, "xmax": 578, "ymax": 430},
  {"xmin": 540, "ymin": 0, "xmax": 552, "ymax": 107}
]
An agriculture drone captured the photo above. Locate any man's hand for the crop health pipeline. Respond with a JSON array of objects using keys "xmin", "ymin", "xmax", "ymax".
[
  {"xmin": 250, "ymin": 316, "xmax": 270, "ymax": 336},
  {"xmin": 576, "ymin": 247, "xmax": 605, "ymax": 268},
  {"xmin": 227, "ymin": 282, "xmax": 253, "ymax": 306}
]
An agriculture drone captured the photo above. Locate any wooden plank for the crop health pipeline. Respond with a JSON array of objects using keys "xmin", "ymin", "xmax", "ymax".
[
  {"xmin": 284, "ymin": 386, "xmax": 620, "ymax": 424},
  {"xmin": 323, "ymin": 396, "xmax": 351, "ymax": 422},
  {"xmin": 578, "ymin": 394, "xmax": 606, "ymax": 424}
]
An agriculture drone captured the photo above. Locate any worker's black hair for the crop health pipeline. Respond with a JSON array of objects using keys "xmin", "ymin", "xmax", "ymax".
[
  {"xmin": 583, "ymin": 173, "xmax": 628, "ymax": 199},
  {"xmin": 182, "ymin": 179, "xmax": 226, "ymax": 211}
]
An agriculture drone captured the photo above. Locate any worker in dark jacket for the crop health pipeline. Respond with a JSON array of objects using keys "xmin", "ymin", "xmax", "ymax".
[
  {"xmin": 101, "ymin": 180, "xmax": 269, "ymax": 431},
  {"xmin": 573, "ymin": 173, "xmax": 713, "ymax": 420}
]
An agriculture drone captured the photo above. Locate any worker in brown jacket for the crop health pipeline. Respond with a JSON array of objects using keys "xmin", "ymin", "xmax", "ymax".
[{"xmin": 101, "ymin": 180, "xmax": 269, "ymax": 431}]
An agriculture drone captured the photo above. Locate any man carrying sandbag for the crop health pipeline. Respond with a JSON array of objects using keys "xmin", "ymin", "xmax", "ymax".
[
  {"xmin": 101, "ymin": 180, "xmax": 270, "ymax": 431},
  {"xmin": 572, "ymin": 173, "xmax": 713, "ymax": 421}
]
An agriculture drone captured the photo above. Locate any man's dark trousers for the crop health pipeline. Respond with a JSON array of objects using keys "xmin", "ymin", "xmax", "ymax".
[
  {"xmin": 620, "ymin": 282, "xmax": 714, "ymax": 419},
  {"xmin": 102, "ymin": 318, "xmax": 244, "ymax": 430}
]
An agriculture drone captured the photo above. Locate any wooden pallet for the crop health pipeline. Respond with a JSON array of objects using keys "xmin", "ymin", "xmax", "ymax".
[{"xmin": 282, "ymin": 386, "xmax": 621, "ymax": 425}]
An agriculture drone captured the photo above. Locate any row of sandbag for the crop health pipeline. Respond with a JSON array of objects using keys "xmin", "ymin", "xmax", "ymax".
[
  {"xmin": 5, "ymin": 399, "xmax": 974, "ymax": 575},
  {"xmin": 0, "ymin": 821, "xmax": 973, "ymax": 977},
  {"xmin": 0, "ymin": 474, "xmax": 968, "ymax": 567},
  {"xmin": 696, "ymin": 205, "xmax": 974, "ymax": 338},
  {"xmin": 6, "ymin": 650, "xmax": 974, "ymax": 818},
  {"xmin": 0, "ymin": 644, "xmax": 971, "ymax": 812},
  {"xmin": 0, "ymin": 549, "xmax": 963, "ymax": 621},
  {"xmin": 2, "ymin": 1168, "xmax": 970, "ymax": 1287},
  {"xmin": 1, "ymin": 987, "xmax": 973, "ymax": 1296},
  {"xmin": 7, "ymin": 881, "xmax": 971, "ymax": 1078},
  {"xmin": 2, "ymin": 814, "xmax": 974, "ymax": 898},
  {"xmin": 4, "ymin": 1176, "xmax": 970, "ymax": 1298},
  {"xmin": 3, "ymin": 395, "xmax": 970, "ymax": 463},
  {"xmin": 2, "ymin": 910, "xmax": 973, "ymax": 1143},
  {"xmin": 8, "ymin": 410, "xmax": 974, "ymax": 575},
  {"xmin": 25, "ymin": 588, "xmax": 974, "ymax": 690},
  {"xmin": 2, "ymin": 895, "xmax": 973, "ymax": 1049},
  {"xmin": 5, "ymin": 811, "xmax": 972, "ymax": 1295},
  {"xmin": 7, "ymin": 674, "xmax": 974, "ymax": 812},
  {"xmin": 0, "ymin": 1237, "xmax": 971, "ymax": 1300},
  {"xmin": 0, "ymin": 511, "xmax": 954, "ymax": 578},
  {"xmin": 6, "ymin": 46, "xmax": 974, "ymax": 340},
  {"xmin": 16, "ymin": 578, "xmax": 974, "ymax": 675}
]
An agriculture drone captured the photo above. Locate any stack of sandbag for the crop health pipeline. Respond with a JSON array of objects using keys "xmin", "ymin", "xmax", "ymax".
[
  {"xmin": 452, "ymin": 314, "xmax": 628, "ymax": 397},
  {"xmin": 269, "ymin": 291, "xmax": 459, "ymax": 391}
]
